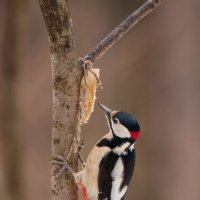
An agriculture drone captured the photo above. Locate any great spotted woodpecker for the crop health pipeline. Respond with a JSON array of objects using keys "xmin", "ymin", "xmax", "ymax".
[{"xmin": 77, "ymin": 103, "xmax": 141, "ymax": 200}]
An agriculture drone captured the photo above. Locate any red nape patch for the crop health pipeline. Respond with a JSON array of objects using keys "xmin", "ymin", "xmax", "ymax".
[
  {"xmin": 130, "ymin": 131, "xmax": 140, "ymax": 140},
  {"xmin": 79, "ymin": 182, "xmax": 89, "ymax": 200}
]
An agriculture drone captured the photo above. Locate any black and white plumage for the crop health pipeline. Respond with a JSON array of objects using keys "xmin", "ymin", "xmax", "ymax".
[{"xmin": 79, "ymin": 103, "xmax": 141, "ymax": 200}]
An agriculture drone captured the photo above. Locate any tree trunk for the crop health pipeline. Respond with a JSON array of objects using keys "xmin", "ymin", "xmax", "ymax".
[{"xmin": 39, "ymin": 0, "xmax": 82, "ymax": 199}]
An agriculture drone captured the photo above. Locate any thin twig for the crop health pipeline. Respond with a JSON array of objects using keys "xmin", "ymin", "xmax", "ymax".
[{"xmin": 81, "ymin": 0, "xmax": 161, "ymax": 64}]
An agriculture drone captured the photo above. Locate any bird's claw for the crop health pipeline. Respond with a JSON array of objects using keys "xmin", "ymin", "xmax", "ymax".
[{"xmin": 51, "ymin": 154, "xmax": 75, "ymax": 179}]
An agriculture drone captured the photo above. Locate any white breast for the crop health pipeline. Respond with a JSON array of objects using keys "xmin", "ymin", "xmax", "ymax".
[{"xmin": 111, "ymin": 157, "xmax": 127, "ymax": 200}]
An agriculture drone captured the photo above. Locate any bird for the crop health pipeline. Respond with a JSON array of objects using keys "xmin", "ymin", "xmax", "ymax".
[{"xmin": 76, "ymin": 103, "xmax": 141, "ymax": 200}]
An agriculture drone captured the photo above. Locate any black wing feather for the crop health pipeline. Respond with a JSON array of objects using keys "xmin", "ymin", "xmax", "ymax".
[
  {"xmin": 98, "ymin": 152, "xmax": 119, "ymax": 200},
  {"xmin": 120, "ymin": 149, "xmax": 135, "ymax": 191}
]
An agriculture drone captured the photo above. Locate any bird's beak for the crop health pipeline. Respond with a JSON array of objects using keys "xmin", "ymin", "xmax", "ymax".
[{"xmin": 98, "ymin": 102, "xmax": 112, "ymax": 118}]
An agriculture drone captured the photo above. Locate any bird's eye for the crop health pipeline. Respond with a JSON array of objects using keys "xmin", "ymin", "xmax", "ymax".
[{"xmin": 113, "ymin": 118, "xmax": 120, "ymax": 124}]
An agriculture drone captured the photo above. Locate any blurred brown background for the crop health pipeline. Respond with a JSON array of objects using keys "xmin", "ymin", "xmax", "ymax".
[{"xmin": 0, "ymin": 0, "xmax": 200, "ymax": 200}]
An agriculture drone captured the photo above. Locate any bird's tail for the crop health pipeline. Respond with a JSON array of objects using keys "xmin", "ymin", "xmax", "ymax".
[{"xmin": 79, "ymin": 181, "xmax": 89, "ymax": 200}]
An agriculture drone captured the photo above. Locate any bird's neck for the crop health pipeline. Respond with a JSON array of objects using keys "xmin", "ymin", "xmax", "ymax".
[{"xmin": 97, "ymin": 133, "xmax": 134, "ymax": 150}]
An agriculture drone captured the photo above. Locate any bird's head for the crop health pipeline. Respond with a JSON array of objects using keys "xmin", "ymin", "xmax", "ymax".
[{"xmin": 98, "ymin": 103, "xmax": 140, "ymax": 141}]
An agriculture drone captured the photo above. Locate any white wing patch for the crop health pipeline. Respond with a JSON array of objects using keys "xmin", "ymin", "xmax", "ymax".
[{"xmin": 111, "ymin": 158, "xmax": 128, "ymax": 200}]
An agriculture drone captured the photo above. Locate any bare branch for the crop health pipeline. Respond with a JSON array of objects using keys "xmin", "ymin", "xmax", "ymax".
[{"xmin": 82, "ymin": 0, "xmax": 161, "ymax": 64}]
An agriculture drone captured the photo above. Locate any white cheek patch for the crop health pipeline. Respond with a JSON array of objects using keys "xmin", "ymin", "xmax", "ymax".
[
  {"xmin": 111, "ymin": 158, "xmax": 128, "ymax": 200},
  {"xmin": 111, "ymin": 123, "xmax": 131, "ymax": 138}
]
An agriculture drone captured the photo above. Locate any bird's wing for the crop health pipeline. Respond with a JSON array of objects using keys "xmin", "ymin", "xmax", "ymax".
[
  {"xmin": 98, "ymin": 150, "xmax": 135, "ymax": 200},
  {"xmin": 98, "ymin": 151, "xmax": 118, "ymax": 200}
]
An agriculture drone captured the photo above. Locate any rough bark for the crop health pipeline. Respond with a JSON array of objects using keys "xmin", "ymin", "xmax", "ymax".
[
  {"xmin": 0, "ymin": 0, "xmax": 25, "ymax": 200},
  {"xmin": 39, "ymin": 0, "xmax": 82, "ymax": 200}
]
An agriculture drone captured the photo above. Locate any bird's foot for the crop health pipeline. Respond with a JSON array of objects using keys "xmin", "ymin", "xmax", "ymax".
[
  {"xmin": 51, "ymin": 154, "xmax": 84, "ymax": 184},
  {"xmin": 51, "ymin": 140, "xmax": 85, "ymax": 181},
  {"xmin": 51, "ymin": 154, "xmax": 76, "ymax": 180}
]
